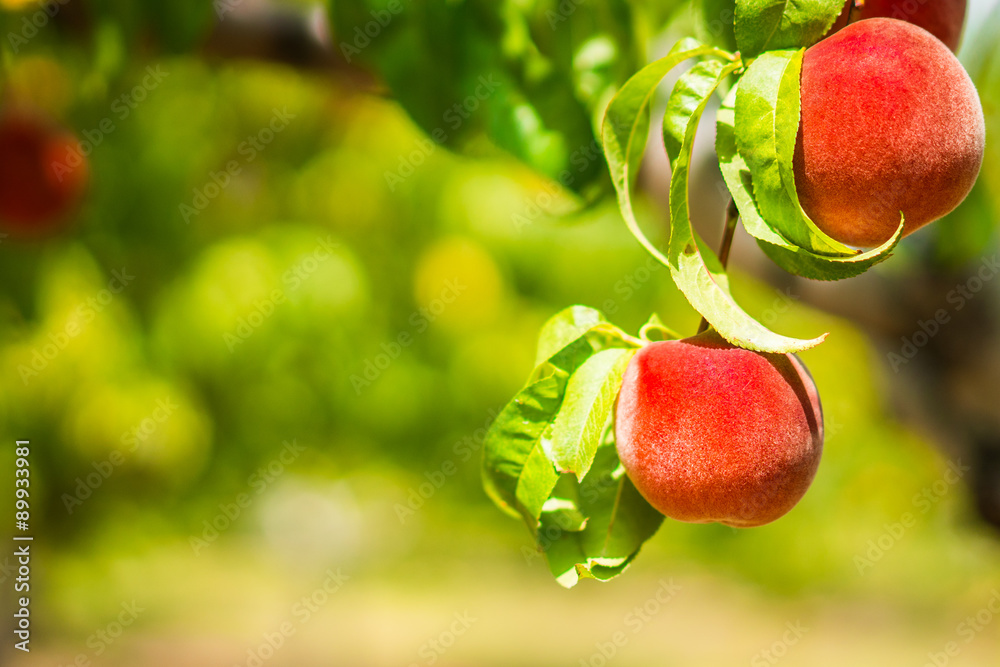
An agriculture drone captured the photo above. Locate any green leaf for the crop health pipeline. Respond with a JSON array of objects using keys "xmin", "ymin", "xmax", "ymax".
[
  {"xmin": 603, "ymin": 38, "xmax": 728, "ymax": 217},
  {"xmin": 514, "ymin": 442, "xmax": 562, "ymax": 528},
  {"xmin": 329, "ymin": 0, "xmax": 690, "ymax": 199},
  {"xmin": 541, "ymin": 475, "xmax": 589, "ymax": 533},
  {"xmin": 534, "ymin": 305, "xmax": 609, "ymax": 366},
  {"xmin": 717, "ymin": 84, "xmax": 902, "ymax": 280},
  {"xmin": 547, "ymin": 348, "xmax": 636, "ymax": 481},
  {"xmin": 604, "ymin": 41, "xmax": 823, "ymax": 353},
  {"xmin": 539, "ymin": 444, "xmax": 664, "ymax": 588},
  {"xmin": 485, "ymin": 306, "xmax": 671, "ymax": 584},
  {"xmin": 662, "ymin": 59, "xmax": 825, "ymax": 352},
  {"xmin": 728, "ymin": 50, "xmax": 903, "ymax": 274},
  {"xmin": 638, "ymin": 312, "xmax": 680, "ymax": 342},
  {"xmin": 735, "ymin": 50, "xmax": 851, "ymax": 255},
  {"xmin": 694, "ymin": 0, "xmax": 739, "ymax": 52},
  {"xmin": 531, "ymin": 322, "xmax": 640, "ymax": 382},
  {"xmin": 734, "ymin": 0, "xmax": 845, "ymax": 60},
  {"xmin": 485, "ymin": 306, "xmax": 640, "ymax": 525},
  {"xmin": 482, "ymin": 374, "xmax": 563, "ymax": 524}
]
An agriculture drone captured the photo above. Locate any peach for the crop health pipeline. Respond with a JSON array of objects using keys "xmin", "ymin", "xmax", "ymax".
[
  {"xmin": 615, "ymin": 331, "xmax": 823, "ymax": 528},
  {"xmin": 0, "ymin": 114, "xmax": 88, "ymax": 236},
  {"xmin": 858, "ymin": 0, "xmax": 967, "ymax": 52},
  {"xmin": 793, "ymin": 18, "xmax": 984, "ymax": 248}
]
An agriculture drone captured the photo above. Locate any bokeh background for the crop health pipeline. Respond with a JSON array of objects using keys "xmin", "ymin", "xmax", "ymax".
[{"xmin": 3, "ymin": 0, "xmax": 1000, "ymax": 665}]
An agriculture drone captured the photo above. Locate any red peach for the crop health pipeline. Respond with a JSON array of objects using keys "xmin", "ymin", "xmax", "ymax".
[
  {"xmin": 0, "ymin": 114, "xmax": 88, "ymax": 236},
  {"xmin": 794, "ymin": 18, "xmax": 984, "ymax": 247},
  {"xmin": 615, "ymin": 331, "xmax": 823, "ymax": 528}
]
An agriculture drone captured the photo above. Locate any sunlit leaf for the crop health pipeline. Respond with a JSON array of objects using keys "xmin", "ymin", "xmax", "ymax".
[
  {"xmin": 717, "ymin": 81, "xmax": 902, "ymax": 280},
  {"xmin": 547, "ymin": 347, "xmax": 636, "ymax": 481},
  {"xmin": 540, "ymin": 444, "xmax": 663, "ymax": 587},
  {"xmin": 734, "ymin": 0, "xmax": 845, "ymax": 60},
  {"xmin": 664, "ymin": 56, "xmax": 824, "ymax": 351}
]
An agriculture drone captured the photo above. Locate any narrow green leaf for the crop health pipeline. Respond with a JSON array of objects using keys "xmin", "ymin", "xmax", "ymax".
[
  {"xmin": 482, "ymin": 374, "xmax": 564, "ymax": 522},
  {"xmin": 547, "ymin": 348, "xmax": 636, "ymax": 481},
  {"xmin": 603, "ymin": 38, "xmax": 730, "ymax": 240},
  {"xmin": 734, "ymin": 0, "xmax": 845, "ymax": 60},
  {"xmin": 664, "ymin": 59, "xmax": 825, "ymax": 352},
  {"xmin": 604, "ymin": 40, "xmax": 822, "ymax": 352},
  {"xmin": 514, "ymin": 443, "xmax": 561, "ymax": 528}
]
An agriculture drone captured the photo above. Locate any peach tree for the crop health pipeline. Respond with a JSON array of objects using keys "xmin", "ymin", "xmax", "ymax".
[{"xmin": 481, "ymin": 0, "xmax": 984, "ymax": 586}]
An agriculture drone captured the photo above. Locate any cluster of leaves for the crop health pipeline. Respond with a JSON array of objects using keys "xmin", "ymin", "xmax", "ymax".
[
  {"xmin": 482, "ymin": 0, "xmax": 907, "ymax": 585},
  {"xmin": 330, "ymin": 0, "xmax": 686, "ymax": 202},
  {"xmin": 603, "ymin": 3, "xmax": 906, "ymax": 355},
  {"xmin": 482, "ymin": 305, "xmax": 674, "ymax": 587}
]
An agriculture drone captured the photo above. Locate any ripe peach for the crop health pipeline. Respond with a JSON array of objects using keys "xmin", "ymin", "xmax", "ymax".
[
  {"xmin": 615, "ymin": 331, "xmax": 823, "ymax": 528},
  {"xmin": 0, "ymin": 114, "xmax": 88, "ymax": 236},
  {"xmin": 793, "ymin": 18, "xmax": 984, "ymax": 248},
  {"xmin": 858, "ymin": 0, "xmax": 967, "ymax": 52}
]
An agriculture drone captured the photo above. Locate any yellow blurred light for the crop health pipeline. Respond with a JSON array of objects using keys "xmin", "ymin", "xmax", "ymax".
[
  {"xmin": 0, "ymin": 0, "xmax": 42, "ymax": 9},
  {"xmin": 6, "ymin": 56, "xmax": 73, "ymax": 117},
  {"xmin": 62, "ymin": 380, "xmax": 212, "ymax": 483},
  {"xmin": 413, "ymin": 237, "xmax": 504, "ymax": 333}
]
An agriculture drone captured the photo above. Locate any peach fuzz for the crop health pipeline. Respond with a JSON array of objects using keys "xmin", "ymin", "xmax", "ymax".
[
  {"xmin": 793, "ymin": 18, "xmax": 984, "ymax": 247},
  {"xmin": 615, "ymin": 331, "xmax": 823, "ymax": 528}
]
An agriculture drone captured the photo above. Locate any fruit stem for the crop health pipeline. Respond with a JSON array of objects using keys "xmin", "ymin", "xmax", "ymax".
[{"xmin": 697, "ymin": 197, "xmax": 739, "ymax": 334}]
